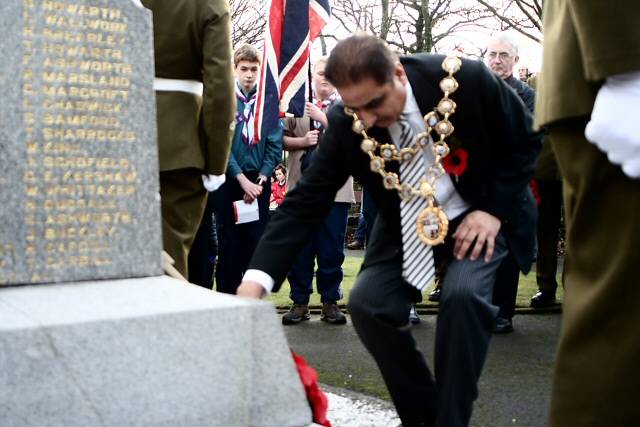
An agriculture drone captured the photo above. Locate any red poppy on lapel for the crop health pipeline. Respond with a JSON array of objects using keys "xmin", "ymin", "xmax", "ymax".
[{"xmin": 443, "ymin": 148, "xmax": 469, "ymax": 177}]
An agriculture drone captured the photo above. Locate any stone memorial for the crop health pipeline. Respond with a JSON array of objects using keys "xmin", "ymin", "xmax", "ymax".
[
  {"xmin": 0, "ymin": 1, "xmax": 313, "ymax": 426},
  {"xmin": 0, "ymin": 0, "xmax": 162, "ymax": 285}
]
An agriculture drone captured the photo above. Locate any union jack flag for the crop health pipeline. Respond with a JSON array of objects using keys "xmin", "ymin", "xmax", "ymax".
[{"xmin": 253, "ymin": 0, "xmax": 331, "ymax": 144}]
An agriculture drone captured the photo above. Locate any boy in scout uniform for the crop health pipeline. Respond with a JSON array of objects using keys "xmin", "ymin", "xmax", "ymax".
[
  {"xmin": 536, "ymin": 1, "xmax": 640, "ymax": 425},
  {"xmin": 142, "ymin": 0, "xmax": 235, "ymax": 278},
  {"xmin": 214, "ymin": 45, "xmax": 283, "ymax": 295}
]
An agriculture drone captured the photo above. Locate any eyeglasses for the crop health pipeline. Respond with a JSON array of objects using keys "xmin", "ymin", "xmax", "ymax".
[{"xmin": 486, "ymin": 51, "xmax": 512, "ymax": 61}]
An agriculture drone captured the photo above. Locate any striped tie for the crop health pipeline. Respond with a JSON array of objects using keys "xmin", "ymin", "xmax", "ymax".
[{"xmin": 398, "ymin": 116, "xmax": 436, "ymax": 291}]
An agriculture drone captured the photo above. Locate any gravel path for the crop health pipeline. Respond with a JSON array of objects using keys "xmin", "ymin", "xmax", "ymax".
[{"xmin": 323, "ymin": 387, "xmax": 399, "ymax": 427}]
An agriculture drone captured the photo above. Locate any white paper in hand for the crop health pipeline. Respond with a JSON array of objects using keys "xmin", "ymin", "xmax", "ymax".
[{"xmin": 233, "ymin": 199, "xmax": 259, "ymax": 224}]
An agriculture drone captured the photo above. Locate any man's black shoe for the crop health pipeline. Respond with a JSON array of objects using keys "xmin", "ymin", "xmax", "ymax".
[
  {"xmin": 282, "ymin": 304, "xmax": 310, "ymax": 325},
  {"xmin": 321, "ymin": 302, "xmax": 347, "ymax": 324},
  {"xmin": 493, "ymin": 317, "xmax": 514, "ymax": 334},
  {"xmin": 530, "ymin": 291, "xmax": 557, "ymax": 308},
  {"xmin": 427, "ymin": 287, "xmax": 441, "ymax": 302}
]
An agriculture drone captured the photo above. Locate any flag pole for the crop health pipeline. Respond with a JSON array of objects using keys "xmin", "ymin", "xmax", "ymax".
[{"xmin": 308, "ymin": 60, "xmax": 314, "ymax": 129}]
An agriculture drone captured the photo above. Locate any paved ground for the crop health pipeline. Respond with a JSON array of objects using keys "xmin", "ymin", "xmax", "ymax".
[{"xmin": 284, "ymin": 312, "xmax": 561, "ymax": 427}]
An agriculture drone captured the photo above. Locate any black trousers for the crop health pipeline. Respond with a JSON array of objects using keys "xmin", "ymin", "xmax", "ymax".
[
  {"xmin": 188, "ymin": 192, "xmax": 218, "ymax": 289},
  {"xmin": 535, "ymin": 179, "xmax": 563, "ymax": 294},
  {"xmin": 214, "ymin": 172, "xmax": 270, "ymax": 294},
  {"xmin": 492, "ymin": 252, "xmax": 521, "ymax": 319},
  {"xmin": 348, "ymin": 225, "xmax": 508, "ymax": 427}
]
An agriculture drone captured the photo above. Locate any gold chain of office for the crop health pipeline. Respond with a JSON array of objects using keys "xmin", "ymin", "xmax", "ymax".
[{"xmin": 344, "ymin": 54, "xmax": 462, "ymax": 246}]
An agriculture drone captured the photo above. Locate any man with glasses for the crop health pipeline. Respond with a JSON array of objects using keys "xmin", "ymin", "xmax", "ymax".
[{"xmin": 485, "ymin": 32, "xmax": 536, "ymax": 333}]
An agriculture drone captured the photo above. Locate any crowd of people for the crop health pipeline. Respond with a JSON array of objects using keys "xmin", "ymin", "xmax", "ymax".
[{"xmin": 145, "ymin": 0, "xmax": 639, "ymax": 426}]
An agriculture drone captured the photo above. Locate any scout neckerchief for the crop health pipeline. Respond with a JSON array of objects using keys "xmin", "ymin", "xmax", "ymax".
[{"xmin": 235, "ymin": 82, "xmax": 257, "ymax": 146}]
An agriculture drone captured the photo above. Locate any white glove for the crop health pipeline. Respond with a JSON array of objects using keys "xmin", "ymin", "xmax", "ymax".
[
  {"xmin": 585, "ymin": 71, "xmax": 640, "ymax": 179},
  {"xmin": 201, "ymin": 174, "xmax": 226, "ymax": 192}
]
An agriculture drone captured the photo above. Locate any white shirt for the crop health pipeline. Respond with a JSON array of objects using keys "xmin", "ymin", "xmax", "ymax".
[{"xmin": 243, "ymin": 81, "xmax": 470, "ymax": 294}]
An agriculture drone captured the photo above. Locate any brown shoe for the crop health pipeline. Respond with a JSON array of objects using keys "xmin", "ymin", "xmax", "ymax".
[
  {"xmin": 282, "ymin": 304, "xmax": 310, "ymax": 325},
  {"xmin": 346, "ymin": 240, "xmax": 365, "ymax": 250},
  {"xmin": 321, "ymin": 302, "xmax": 347, "ymax": 325}
]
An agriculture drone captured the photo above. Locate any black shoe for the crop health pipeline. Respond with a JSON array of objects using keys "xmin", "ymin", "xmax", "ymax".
[
  {"xmin": 409, "ymin": 305, "xmax": 421, "ymax": 324},
  {"xmin": 282, "ymin": 304, "xmax": 310, "ymax": 325},
  {"xmin": 428, "ymin": 287, "xmax": 441, "ymax": 302},
  {"xmin": 493, "ymin": 317, "xmax": 514, "ymax": 334},
  {"xmin": 530, "ymin": 291, "xmax": 557, "ymax": 308},
  {"xmin": 321, "ymin": 302, "xmax": 347, "ymax": 325},
  {"xmin": 346, "ymin": 240, "xmax": 365, "ymax": 250}
]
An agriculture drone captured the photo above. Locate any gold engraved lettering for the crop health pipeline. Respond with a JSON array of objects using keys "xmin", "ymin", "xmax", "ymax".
[
  {"xmin": 42, "ymin": 99, "xmax": 122, "ymax": 114},
  {"xmin": 23, "ymin": 171, "xmax": 37, "ymax": 182},
  {"xmin": 47, "ymin": 184, "xmax": 136, "ymax": 197},
  {"xmin": 42, "ymin": 156, "xmax": 130, "ymax": 169},
  {"xmin": 43, "ymin": 43, "xmax": 124, "ymax": 60},
  {"xmin": 62, "ymin": 170, "xmax": 136, "ymax": 183},
  {"xmin": 42, "ymin": 86, "xmax": 129, "ymax": 101},
  {"xmin": 43, "ymin": 199, "xmax": 118, "ymax": 211},
  {"xmin": 42, "ymin": 28, "xmax": 82, "ymax": 43},
  {"xmin": 44, "ymin": 226, "xmax": 117, "ymax": 240},
  {"xmin": 40, "ymin": 29, "xmax": 126, "ymax": 47},
  {"xmin": 42, "ymin": 128, "xmax": 135, "ymax": 142},
  {"xmin": 42, "ymin": 72, "xmax": 130, "ymax": 88},
  {"xmin": 0, "ymin": 243, "xmax": 15, "ymax": 268},
  {"xmin": 43, "ymin": 113, "xmax": 120, "ymax": 128},
  {"xmin": 43, "ymin": 171, "xmax": 56, "ymax": 182},
  {"xmin": 42, "ymin": 57, "xmax": 133, "ymax": 75},
  {"xmin": 43, "ymin": 142, "xmax": 83, "ymax": 153},
  {"xmin": 45, "ymin": 211, "xmax": 132, "ymax": 225}
]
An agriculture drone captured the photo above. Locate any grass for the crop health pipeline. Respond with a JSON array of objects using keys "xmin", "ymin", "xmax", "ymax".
[{"xmin": 266, "ymin": 255, "xmax": 563, "ymax": 309}]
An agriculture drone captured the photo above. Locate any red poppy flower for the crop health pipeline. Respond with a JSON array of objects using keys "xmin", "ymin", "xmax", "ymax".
[
  {"xmin": 529, "ymin": 178, "xmax": 541, "ymax": 205},
  {"xmin": 443, "ymin": 148, "xmax": 469, "ymax": 177},
  {"xmin": 292, "ymin": 351, "xmax": 332, "ymax": 427}
]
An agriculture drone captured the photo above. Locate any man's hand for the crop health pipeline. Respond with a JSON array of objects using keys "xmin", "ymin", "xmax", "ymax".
[
  {"xmin": 305, "ymin": 102, "xmax": 328, "ymax": 127},
  {"xmin": 237, "ymin": 173, "xmax": 263, "ymax": 202},
  {"xmin": 237, "ymin": 281, "xmax": 266, "ymax": 299},
  {"xmin": 305, "ymin": 130, "xmax": 319, "ymax": 147},
  {"xmin": 452, "ymin": 210, "xmax": 501, "ymax": 262}
]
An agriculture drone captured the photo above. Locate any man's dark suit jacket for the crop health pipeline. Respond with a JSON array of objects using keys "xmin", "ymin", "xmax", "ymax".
[
  {"xmin": 505, "ymin": 75, "xmax": 535, "ymax": 113},
  {"xmin": 250, "ymin": 55, "xmax": 541, "ymax": 292}
]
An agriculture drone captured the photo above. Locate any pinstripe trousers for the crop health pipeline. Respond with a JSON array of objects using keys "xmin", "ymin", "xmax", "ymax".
[{"xmin": 348, "ymin": 230, "xmax": 508, "ymax": 427}]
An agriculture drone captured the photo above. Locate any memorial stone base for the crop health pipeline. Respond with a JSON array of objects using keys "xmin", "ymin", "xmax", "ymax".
[{"xmin": 0, "ymin": 276, "xmax": 313, "ymax": 427}]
